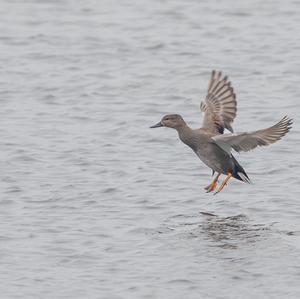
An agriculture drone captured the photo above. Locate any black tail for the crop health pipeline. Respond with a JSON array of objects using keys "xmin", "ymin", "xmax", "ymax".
[{"xmin": 232, "ymin": 155, "xmax": 251, "ymax": 184}]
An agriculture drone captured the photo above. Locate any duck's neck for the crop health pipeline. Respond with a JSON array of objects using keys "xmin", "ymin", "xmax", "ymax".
[
  {"xmin": 176, "ymin": 123, "xmax": 191, "ymax": 134},
  {"xmin": 176, "ymin": 124, "xmax": 196, "ymax": 150}
]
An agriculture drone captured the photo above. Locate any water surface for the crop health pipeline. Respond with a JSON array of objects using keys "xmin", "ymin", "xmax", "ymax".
[{"xmin": 0, "ymin": 0, "xmax": 300, "ymax": 298}]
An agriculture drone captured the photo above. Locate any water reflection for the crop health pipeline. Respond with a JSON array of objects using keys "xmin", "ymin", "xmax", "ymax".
[
  {"xmin": 161, "ymin": 212, "xmax": 271, "ymax": 250},
  {"xmin": 199, "ymin": 212, "xmax": 270, "ymax": 249}
]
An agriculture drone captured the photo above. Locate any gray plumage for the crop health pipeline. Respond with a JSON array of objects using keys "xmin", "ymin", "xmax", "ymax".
[
  {"xmin": 201, "ymin": 70, "xmax": 237, "ymax": 134},
  {"xmin": 212, "ymin": 116, "xmax": 292, "ymax": 154},
  {"xmin": 150, "ymin": 70, "xmax": 293, "ymax": 193}
]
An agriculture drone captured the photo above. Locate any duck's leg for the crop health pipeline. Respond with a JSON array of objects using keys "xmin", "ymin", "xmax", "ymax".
[
  {"xmin": 214, "ymin": 172, "xmax": 232, "ymax": 195},
  {"xmin": 205, "ymin": 173, "xmax": 221, "ymax": 193}
]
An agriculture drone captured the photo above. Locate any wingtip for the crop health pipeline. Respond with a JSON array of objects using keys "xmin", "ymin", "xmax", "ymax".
[
  {"xmin": 281, "ymin": 115, "xmax": 293, "ymax": 131},
  {"xmin": 282, "ymin": 115, "xmax": 293, "ymax": 122},
  {"xmin": 211, "ymin": 70, "xmax": 223, "ymax": 79}
]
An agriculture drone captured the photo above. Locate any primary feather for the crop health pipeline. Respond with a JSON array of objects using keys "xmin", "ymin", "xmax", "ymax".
[
  {"xmin": 201, "ymin": 70, "xmax": 237, "ymax": 134},
  {"xmin": 212, "ymin": 116, "xmax": 293, "ymax": 154}
]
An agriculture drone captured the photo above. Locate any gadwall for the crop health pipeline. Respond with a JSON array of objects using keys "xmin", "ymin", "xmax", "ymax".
[{"xmin": 151, "ymin": 71, "xmax": 293, "ymax": 194}]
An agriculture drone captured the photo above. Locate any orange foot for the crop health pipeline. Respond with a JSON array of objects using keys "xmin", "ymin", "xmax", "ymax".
[
  {"xmin": 214, "ymin": 172, "xmax": 232, "ymax": 195},
  {"xmin": 205, "ymin": 173, "xmax": 220, "ymax": 193}
]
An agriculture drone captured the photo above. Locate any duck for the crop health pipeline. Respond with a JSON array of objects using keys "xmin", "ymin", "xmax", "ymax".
[{"xmin": 150, "ymin": 70, "xmax": 293, "ymax": 194}]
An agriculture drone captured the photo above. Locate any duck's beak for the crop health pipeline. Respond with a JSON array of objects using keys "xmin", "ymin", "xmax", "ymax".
[{"xmin": 150, "ymin": 121, "xmax": 163, "ymax": 128}]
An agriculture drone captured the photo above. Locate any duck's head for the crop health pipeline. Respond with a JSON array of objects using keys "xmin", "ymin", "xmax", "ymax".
[{"xmin": 150, "ymin": 114, "xmax": 186, "ymax": 129}]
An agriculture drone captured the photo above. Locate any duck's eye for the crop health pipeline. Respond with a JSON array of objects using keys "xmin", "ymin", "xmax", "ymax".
[{"xmin": 165, "ymin": 118, "xmax": 170, "ymax": 121}]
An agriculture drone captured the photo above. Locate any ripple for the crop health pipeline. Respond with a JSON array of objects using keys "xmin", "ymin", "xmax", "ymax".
[{"xmin": 0, "ymin": 0, "xmax": 299, "ymax": 298}]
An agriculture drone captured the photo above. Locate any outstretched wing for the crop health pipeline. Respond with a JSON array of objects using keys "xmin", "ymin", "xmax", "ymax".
[
  {"xmin": 212, "ymin": 116, "xmax": 293, "ymax": 154},
  {"xmin": 201, "ymin": 70, "xmax": 237, "ymax": 134}
]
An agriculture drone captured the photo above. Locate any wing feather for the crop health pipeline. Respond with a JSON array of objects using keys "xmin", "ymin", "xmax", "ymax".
[
  {"xmin": 201, "ymin": 70, "xmax": 237, "ymax": 134},
  {"xmin": 212, "ymin": 116, "xmax": 293, "ymax": 154}
]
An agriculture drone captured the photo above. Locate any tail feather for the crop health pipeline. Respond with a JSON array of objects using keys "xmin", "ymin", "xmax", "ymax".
[
  {"xmin": 237, "ymin": 171, "xmax": 252, "ymax": 184},
  {"xmin": 231, "ymin": 155, "xmax": 251, "ymax": 184}
]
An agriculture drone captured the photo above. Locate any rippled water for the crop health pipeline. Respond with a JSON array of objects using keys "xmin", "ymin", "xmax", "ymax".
[{"xmin": 0, "ymin": 0, "xmax": 300, "ymax": 298}]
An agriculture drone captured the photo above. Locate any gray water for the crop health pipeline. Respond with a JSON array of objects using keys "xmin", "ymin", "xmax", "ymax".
[{"xmin": 0, "ymin": 0, "xmax": 300, "ymax": 298}]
